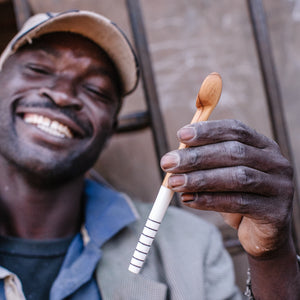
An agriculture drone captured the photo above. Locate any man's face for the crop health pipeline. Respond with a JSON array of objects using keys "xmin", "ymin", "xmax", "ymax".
[{"xmin": 0, "ymin": 32, "xmax": 121, "ymax": 184}]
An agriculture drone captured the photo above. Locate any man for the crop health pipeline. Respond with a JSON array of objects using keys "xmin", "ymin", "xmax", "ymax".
[{"xmin": 0, "ymin": 9, "xmax": 298, "ymax": 300}]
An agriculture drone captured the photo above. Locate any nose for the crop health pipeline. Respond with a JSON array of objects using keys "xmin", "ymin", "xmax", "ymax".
[{"xmin": 39, "ymin": 86, "xmax": 83, "ymax": 110}]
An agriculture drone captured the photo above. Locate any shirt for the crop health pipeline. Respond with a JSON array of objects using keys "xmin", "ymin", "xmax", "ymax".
[
  {"xmin": 0, "ymin": 179, "xmax": 138, "ymax": 300},
  {"xmin": 0, "ymin": 234, "xmax": 74, "ymax": 299}
]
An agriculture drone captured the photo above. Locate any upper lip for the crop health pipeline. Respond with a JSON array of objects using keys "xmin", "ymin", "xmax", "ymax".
[{"xmin": 15, "ymin": 106, "xmax": 88, "ymax": 138}]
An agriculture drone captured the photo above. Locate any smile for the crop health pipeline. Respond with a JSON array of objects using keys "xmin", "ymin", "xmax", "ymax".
[{"xmin": 23, "ymin": 113, "xmax": 74, "ymax": 139}]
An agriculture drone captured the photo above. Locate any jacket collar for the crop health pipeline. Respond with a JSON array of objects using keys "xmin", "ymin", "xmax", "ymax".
[{"xmin": 83, "ymin": 179, "xmax": 139, "ymax": 247}]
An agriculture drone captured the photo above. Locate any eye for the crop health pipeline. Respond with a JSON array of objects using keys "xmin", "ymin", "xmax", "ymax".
[
  {"xmin": 83, "ymin": 84, "xmax": 112, "ymax": 103},
  {"xmin": 25, "ymin": 63, "xmax": 51, "ymax": 75}
]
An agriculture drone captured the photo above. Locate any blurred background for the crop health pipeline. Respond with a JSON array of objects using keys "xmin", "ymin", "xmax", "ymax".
[{"xmin": 1, "ymin": 0, "xmax": 299, "ymax": 292}]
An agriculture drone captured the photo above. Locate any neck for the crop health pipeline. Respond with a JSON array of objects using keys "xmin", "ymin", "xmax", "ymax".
[{"xmin": 0, "ymin": 160, "xmax": 85, "ymax": 240}]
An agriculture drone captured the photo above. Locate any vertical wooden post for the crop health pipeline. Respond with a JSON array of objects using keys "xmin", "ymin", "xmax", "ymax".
[
  {"xmin": 12, "ymin": 0, "xmax": 31, "ymax": 29},
  {"xmin": 125, "ymin": 0, "xmax": 170, "ymax": 180},
  {"xmin": 246, "ymin": 0, "xmax": 300, "ymax": 250}
]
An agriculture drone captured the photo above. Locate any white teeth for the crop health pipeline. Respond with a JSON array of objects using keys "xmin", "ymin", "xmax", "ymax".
[
  {"xmin": 23, "ymin": 113, "xmax": 73, "ymax": 139},
  {"xmin": 37, "ymin": 124, "xmax": 65, "ymax": 138}
]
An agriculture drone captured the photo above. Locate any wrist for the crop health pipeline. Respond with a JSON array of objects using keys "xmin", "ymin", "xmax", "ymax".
[
  {"xmin": 246, "ymin": 237, "xmax": 300, "ymax": 299},
  {"xmin": 245, "ymin": 256, "xmax": 300, "ymax": 300}
]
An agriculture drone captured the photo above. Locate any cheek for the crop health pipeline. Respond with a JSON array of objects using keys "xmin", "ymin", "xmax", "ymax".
[
  {"xmin": 90, "ymin": 103, "xmax": 118, "ymax": 132},
  {"xmin": 85, "ymin": 112, "xmax": 115, "ymax": 153},
  {"xmin": 95, "ymin": 115, "xmax": 115, "ymax": 137},
  {"xmin": 0, "ymin": 74, "xmax": 15, "ymax": 102},
  {"xmin": 0, "ymin": 77, "xmax": 36, "ymax": 103}
]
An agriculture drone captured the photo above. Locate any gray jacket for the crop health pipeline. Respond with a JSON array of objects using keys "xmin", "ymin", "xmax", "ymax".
[{"xmin": 96, "ymin": 201, "xmax": 242, "ymax": 300}]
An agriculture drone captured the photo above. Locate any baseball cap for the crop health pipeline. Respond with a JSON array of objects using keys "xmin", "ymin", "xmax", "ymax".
[{"xmin": 0, "ymin": 10, "xmax": 139, "ymax": 96}]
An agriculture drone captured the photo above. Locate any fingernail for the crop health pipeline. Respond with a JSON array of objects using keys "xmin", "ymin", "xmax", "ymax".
[
  {"xmin": 169, "ymin": 174, "xmax": 186, "ymax": 188},
  {"xmin": 160, "ymin": 152, "xmax": 179, "ymax": 171},
  {"xmin": 177, "ymin": 126, "xmax": 196, "ymax": 142},
  {"xmin": 181, "ymin": 194, "xmax": 195, "ymax": 202}
]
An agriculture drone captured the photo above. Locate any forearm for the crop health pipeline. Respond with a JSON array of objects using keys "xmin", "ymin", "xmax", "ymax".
[{"xmin": 248, "ymin": 235, "xmax": 300, "ymax": 300}]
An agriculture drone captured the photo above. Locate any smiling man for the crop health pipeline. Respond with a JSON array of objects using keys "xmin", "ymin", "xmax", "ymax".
[
  {"xmin": 0, "ymin": 10, "xmax": 141, "ymax": 299},
  {"xmin": 0, "ymin": 9, "xmax": 299, "ymax": 300}
]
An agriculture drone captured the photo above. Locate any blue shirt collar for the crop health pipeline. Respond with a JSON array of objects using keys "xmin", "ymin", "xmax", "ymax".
[
  {"xmin": 50, "ymin": 179, "xmax": 139, "ymax": 299},
  {"xmin": 83, "ymin": 179, "xmax": 139, "ymax": 248}
]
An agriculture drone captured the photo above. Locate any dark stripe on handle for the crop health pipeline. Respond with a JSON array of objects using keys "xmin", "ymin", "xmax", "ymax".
[
  {"xmin": 144, "ymin": 225, "xmax": 158, "ymax": 232},
  {"xmin": 148, "ymin": 218, "xmax": 161, "ymax": 225},
  {"xmin": 135, "ymin": 248, "xmax": 148, "ymax": 255},
  {"xmin": 130, "ymin": 262, "xmax": 141, "ymax": 269},
  {"xmin": 138, "ymin": 240, "xmax": 151, "ymax": 247},
  {"xmin": 142, "ymin": 232, "xmax": 155, "ymax": 240}
]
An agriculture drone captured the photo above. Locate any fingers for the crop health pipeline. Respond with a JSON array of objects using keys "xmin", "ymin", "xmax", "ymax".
[
  {"xmin": 167, "ymin": 166, "xmax": 292, "ymax": 197},
  {"xmin": 177, "ymin": 119, "xmax": 279, "ymax": 150},
  {"xmin": 180, "ymin": 192, "xmax": 291, "ymax": 221},
  {"xmin": 167, "ymin": 164, "xmax": 293, "ymax": 222},
  {"xmin": 161, "ymin": 141, "xmax": 292, "ymax": 174}
]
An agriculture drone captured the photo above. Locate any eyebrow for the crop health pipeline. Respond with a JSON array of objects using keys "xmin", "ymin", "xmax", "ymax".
[{"xmin": 26, "ymin": 48, "xmax": 59, "ymax": 61}]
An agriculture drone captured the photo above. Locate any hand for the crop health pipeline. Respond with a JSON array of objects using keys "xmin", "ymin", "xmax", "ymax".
[{"xmin": 161, "ymin": 119, "xmax": 294, "ymax": 257}]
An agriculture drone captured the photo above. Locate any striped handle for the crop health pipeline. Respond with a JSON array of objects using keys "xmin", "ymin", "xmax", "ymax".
[{"xmin": 128, "ymin": 186, "xmax": 174, "ymax": 274}]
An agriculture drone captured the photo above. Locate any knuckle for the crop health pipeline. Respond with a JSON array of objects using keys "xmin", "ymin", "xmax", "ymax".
[
  {"xmin": 232, "ymin": 119, "xmax": 244, "ymax": 128},
  {"xmin": 225, "ymin": 141, "xmax": 246, "ymax": 162},
  {"xmin": 281, "ymin": 158, "xmax": 294, "ymax": 177},
  {"xmin": 268, "ymin": 201, "xmax": 292, "ymax": 227},
  {"xmin": 227, "ymin": 119, "xmax": 242, "ymax": 128},
  {"xmin": 285, "ymin": 166, "xmax": 294, "ymax": 181},
  {"xmin": 262, "ymin": 135, "xmax": 282, "ymax": 152},
  {"xmin": 200, "ymin": 194, "xmax": 216, "ymax": 209},
  {"xmin": 185, "ymin": 148, "xmax": 201, "ymax": 167},
  {"xmin": 232, "ymin": 119, "xmax": 246, "ymax": 132},
  {"xmin": 235, "ymin": 194, "xmax": 250, "ymax": 212},
  {"xmin": 230, "ymin": 120, "xmax": 252, "ymax": 141},
  {"xmin": 189, "ymin": 172, "xmax": 204, "ymax": 189},
  {"xmin": 271, "ymin": 155, "xmax": 294, "ymax": 178},
  {"xmin": 267, "ymin": 138, "xmax": 281, "ymax": 152},
  {"xmin": 284, "ymin": 179, "xmax": 295, "ymax": 199},
  {"xmin": 234, "ymin": 166, "xmax": 252, "ymax": 188}
]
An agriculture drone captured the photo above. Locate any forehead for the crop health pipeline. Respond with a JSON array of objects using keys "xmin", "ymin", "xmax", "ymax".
[
  {"xmin": 35, "ymin": 32, "xmax": 100, "ymax": 53},
  {"xmin": 20, "ymin": 32, "xmax": 114, "ymax": 65}
]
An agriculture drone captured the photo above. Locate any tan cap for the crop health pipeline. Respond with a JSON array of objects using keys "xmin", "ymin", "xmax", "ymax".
[{"xmin": 0, "ymin": 10, "xmax": 139, "ymax": 96}]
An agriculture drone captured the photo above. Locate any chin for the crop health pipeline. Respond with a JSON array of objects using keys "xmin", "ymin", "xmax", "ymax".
[
  {"xmin": 0, "ymin": 129, "xmax": 107, "ymax": 186},
  {"xmin": 18, "ymin": 160, "xmax": 89, "ymax": 187}
]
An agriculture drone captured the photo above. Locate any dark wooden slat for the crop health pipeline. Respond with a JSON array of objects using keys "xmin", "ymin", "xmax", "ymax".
[
  {"xmin": 246, "ymin": 0, "xmax": 300, "ymax": 250},
  {"xmin": 125, "ymin": 0, "xmax": 169, "ymax": 179},
  {"xmin": 0, "ymin": 0, "xmax": 18, "ymax": 52},
  {"xmin": 247, "ymin": 0, "xmax": 290, "ymax": 153},
  {"xmin": 12, "ymin": 0, "xmax": 31, "ymax": 30},
  {"xmin": 116, "ymin": 111, "xmax": 150, "ymax": 133}
]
